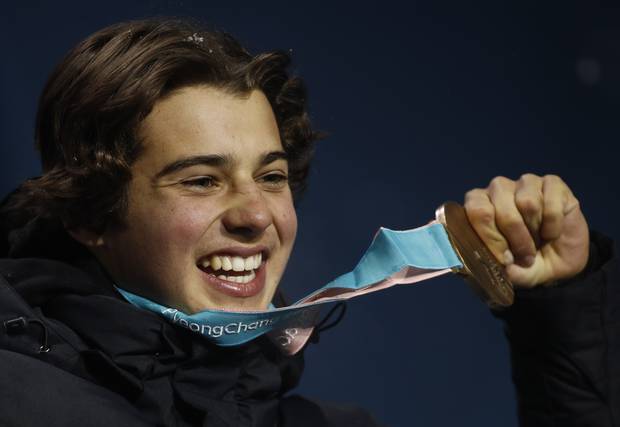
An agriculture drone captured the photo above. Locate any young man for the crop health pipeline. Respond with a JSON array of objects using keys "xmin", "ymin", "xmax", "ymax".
[{"xmin": 0, "ymin": 18, "xmax": 617, "ymax": 426}]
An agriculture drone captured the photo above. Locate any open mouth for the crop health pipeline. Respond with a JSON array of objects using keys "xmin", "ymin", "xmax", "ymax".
[
  {"xmin": 199, "ymin": 252, "xmax": 263, "ymax": 281},
  {"xmin": 197, "ymin": 251, "xmax": 267, "ymax": 298}
]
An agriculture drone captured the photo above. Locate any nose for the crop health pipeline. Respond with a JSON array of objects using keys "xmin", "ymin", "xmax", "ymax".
[{"xmin": 221, "ymin": 188, "xmax": 273, "ymax": 240}]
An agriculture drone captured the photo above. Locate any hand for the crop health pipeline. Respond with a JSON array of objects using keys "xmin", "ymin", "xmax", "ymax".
[{"xmin": 464, "ymin": 174, "xmax": 589, "ymax": 288}]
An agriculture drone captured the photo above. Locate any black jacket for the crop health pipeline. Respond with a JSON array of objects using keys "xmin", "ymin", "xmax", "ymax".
[
  {"xmin": 1, "ymin": 209, "xmax": 618, "ymax": 426},
  {"xmin": 0, "ymin": 215, "xmax": 382, "ymax": 427},
  {"xmin": 496, "ymin": 230, "xmax": 620, "ymax": 426}
]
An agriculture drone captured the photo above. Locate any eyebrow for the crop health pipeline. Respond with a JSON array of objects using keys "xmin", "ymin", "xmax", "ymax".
[
  {"xmin": 155, "ymin": 150, "xmax": 289, "ymax": 179},
  {"xmin": 261, "ymin": 150, "xmax": 288, "ymax": 166}
]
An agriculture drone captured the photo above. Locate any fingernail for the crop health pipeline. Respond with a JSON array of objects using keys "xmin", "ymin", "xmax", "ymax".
[
  {"xmin": 503, "ymin": 249, "xmax": 514, "ymax": 265},
  {"xmin": 523, "ymin": 255, "xmax": 535, "ymax": 267}
]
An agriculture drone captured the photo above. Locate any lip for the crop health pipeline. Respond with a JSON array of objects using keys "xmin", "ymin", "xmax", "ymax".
[{"xmin": 198, "ymin": 261, "xmax": 266, "ymax": 298}]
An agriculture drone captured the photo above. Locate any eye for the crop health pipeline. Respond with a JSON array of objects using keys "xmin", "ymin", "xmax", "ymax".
[
  {"xmin": 259, "ymin": 173, "xmax": 288, "ymax": 189},
  {"xmin": 181, "ymin": 176, "xmax": 216, "ymax": 189}
]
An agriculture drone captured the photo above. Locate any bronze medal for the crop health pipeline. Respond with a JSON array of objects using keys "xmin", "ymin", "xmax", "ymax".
[{"xmin": 436, "ymin": 201, "xmax": 514, "ymax": 308}]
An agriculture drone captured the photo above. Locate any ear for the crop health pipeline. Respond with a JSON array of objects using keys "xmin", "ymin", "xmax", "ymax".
[{"xmin": 66, "ymin": 227, "xmax": 106, "ymax": 248}]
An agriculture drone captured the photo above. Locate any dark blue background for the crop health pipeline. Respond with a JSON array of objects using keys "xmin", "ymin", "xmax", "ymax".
[{"xmin": 2, "ymin": 2, "xmax": 619, "ymax": 426}]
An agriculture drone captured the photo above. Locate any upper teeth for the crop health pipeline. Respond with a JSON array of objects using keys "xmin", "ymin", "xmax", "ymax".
[{"xmin": 202, "ymin": 253, "xmax": 262, "ymax": 272}]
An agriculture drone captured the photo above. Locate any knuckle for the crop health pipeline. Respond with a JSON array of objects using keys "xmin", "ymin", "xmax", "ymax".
[
  {"xmin": 464, "ymin": 188, "xmax": 486, "ymax": 202},
  {"xmin": 504, "ymin": 219, "xmax": 524, "ymax": 233},
  {"xmin": 495, "ymin": 212, "xmax": 522, "ymax": 232},
  {"xmin": 515, "ymin": 195, "xmax": 539, "ymax": 215},
  {"xmin": 543, "ymin": 174, "xmax": 564, "ymax": 185},
  {"xmin": 519, "ymin": 172, "xmax": 539, "ymax": 182},
  {"xmin": 467, "ymin": 205, "xmax": 494, "ymax": 224},
  {"xmin": 489, "ymin": 175, "xmax": 512, "ymax": 190}
]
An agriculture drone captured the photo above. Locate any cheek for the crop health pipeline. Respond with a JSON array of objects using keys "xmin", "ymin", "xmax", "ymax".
[
  {"xmin": 275, "ymin": 202, "xmax": 298, "ymax": 247},
  {"xmin": 126, "ymin": 178, "xmax": 213, "ymax": 246},
  {"xmin": 165, "ymin": 204, "xmax": 215, "ymax": 244}
]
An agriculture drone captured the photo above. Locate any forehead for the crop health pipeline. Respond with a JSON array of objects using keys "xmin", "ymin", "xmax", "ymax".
[{"xmin": 135, "ymin": 86, "xmax": 282, "ymax": 166}]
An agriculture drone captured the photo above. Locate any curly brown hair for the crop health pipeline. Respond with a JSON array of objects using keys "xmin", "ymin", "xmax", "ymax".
[{"xmin": 5, "ymin": 18, "xmax": 318, "ymax": 232}]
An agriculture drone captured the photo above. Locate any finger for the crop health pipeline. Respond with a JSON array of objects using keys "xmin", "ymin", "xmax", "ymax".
[
  {"xmin": 541, "ymin": 175, "xmax": 577, "ymax": 241},
  {"xmin": 488, "ymin": 176, "xmax": 537, "ymax": 266},
  {"xmin": 514, "ymin": 173, "xmax": 544, "ymax": 248},
  {"xmin": 464, "ymin": 188, "xmax": 513, "ymax": 265}
]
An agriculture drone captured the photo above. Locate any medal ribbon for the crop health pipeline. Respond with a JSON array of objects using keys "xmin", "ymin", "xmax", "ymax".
[{"xmin": 116, "ymin": 221, "xmax": 462, "ymax": 355}]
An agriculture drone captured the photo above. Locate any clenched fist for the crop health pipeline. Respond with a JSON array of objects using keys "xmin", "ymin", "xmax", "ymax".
[{"xmin": 464, "ymin": 174, "xmax": 589, "ymax": 288}]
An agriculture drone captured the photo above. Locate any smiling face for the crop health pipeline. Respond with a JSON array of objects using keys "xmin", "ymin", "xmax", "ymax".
[{"xmin": 90, "ymin": 86, "xmax": 297, "ymax": 313}]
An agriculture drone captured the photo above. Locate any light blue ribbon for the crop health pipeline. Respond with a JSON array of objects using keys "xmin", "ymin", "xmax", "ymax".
[{"xmin": 116, "ymin": 223, "xmax": 462, "ymax": 347}]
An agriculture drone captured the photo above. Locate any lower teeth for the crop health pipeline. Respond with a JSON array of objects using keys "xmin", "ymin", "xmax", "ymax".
[{"xmin": 215, "ymin": 270, "xmax": 256, "ymax": 284}]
